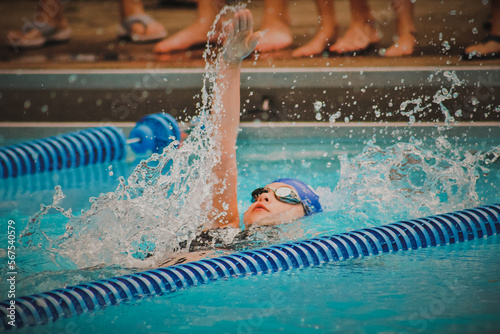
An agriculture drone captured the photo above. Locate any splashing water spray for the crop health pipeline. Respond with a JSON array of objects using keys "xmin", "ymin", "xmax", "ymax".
[
  {"xmin": 320, "ymin": 70, "xmax": 499, "ymax": 225},
  {"xmin": 20, "ymin": 5, "xmax": 245, "ymax": 269}
]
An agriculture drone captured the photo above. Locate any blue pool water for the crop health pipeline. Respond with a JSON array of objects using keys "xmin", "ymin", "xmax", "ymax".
[{"xmin": 1, "ymin": 124, "xmax": 500, "ymax": 333}]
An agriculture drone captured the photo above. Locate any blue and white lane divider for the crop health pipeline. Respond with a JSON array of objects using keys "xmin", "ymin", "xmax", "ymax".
[
  {"xmin": 0, "ymin": 113, "xmax": 181, "ymax": 179},
  {"xmin": 1, "ymin": 203, "xmax": 499, "ymax": 330}
]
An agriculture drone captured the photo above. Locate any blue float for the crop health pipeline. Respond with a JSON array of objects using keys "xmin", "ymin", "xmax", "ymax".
[{"xmin": 0, "ymin": 113, "xmax": 181, "ymax": 179}]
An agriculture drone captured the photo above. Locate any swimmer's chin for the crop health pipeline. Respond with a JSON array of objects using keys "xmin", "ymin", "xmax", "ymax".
[{"xmin": 245, "ymin": 211, "xmax": 301, "ymax": 228}]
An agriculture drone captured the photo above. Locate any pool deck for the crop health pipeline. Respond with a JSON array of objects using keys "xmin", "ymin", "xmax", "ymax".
[{"xmin": 0, "ymin": 0, "xmax": 499, "ymax": 124}]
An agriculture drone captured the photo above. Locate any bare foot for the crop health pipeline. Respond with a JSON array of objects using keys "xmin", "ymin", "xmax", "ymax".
[
  {"xmin": 154, "ymin": 19, "xmax": 217, "ymax": 53},
  {"xmin": 292, "ymin": 27, "xmax": 337, "ymax": 57},
  {"xmin": 329, "ymin": 21, "xmax": 380, "ymax": 54},
  {"xmin": 383, "ymin": 32, "xmax": 417, "ymax": 57},
  {"xmin": 256, "ymin": 19, "xmax": 292, "ymax": 52},
  {"xmin": 464, "ymin": 37, "xmax": 500, "ymax": 58}
]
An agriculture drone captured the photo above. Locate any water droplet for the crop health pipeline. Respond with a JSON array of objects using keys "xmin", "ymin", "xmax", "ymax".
[
  {"xmin": 313, "ymin": 101, "xmax": 324, "ymax": 111},
  {"xmin": 472, "ymin": 27, "xmax": 478, "ymax": 34},
  {"xmin": 329, "ymin": 111, "xmax": 341, "ymax": 124}
]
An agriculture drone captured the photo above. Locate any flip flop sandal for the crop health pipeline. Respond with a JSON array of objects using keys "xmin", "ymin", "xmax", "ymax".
[
  {"xmin": 118, "ymin": 14, "xmax": 167, "ymax": 43},
  {"xmin": 462, "ymin": 34, "xmax": 500, "ymax": 60},
  {"xmin": 8, "ymin": 23, "xmax": 71, "ymax": 49}
]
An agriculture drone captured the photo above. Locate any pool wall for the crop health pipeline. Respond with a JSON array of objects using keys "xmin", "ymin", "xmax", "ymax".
[
  {"xmin": 1, "ymin": 203, "xmax": 498, "ymax": 330},
  {"xmin": 1, "ymin": 67, "xmax": 499, "ymax": 123}
]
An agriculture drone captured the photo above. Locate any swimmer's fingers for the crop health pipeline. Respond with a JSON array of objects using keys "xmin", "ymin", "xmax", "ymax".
[
  {"xmin": 224, "ymin": 9, "xmax": 260, "ymax": 63},
  {"xmin": 238, "ymin": 9, "xmax": 249, "ymax": 34},
  {"xmin": 230, "ymin": 9, "xmax": 250, "ymax": 38},
  {"xmin": 240, "ymin": 9, "xmax": 260, "ymax": 51}
]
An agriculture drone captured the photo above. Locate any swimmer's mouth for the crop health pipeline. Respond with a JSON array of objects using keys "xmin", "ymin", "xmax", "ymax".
[{"xmin": 253, "ymin": 203, "xmax": 269, "ymax": 212}]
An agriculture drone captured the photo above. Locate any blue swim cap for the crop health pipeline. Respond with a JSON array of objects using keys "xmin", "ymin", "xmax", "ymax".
[{"xmin": 273, "ymin": 178, "xmax": 322, "ymax": 216}]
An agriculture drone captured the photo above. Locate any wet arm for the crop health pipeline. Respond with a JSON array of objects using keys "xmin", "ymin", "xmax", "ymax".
[
  {"xmin": 210, "ymin": 9, "xmax": 260, "ymax": 229},
  {"xmin": 209, "ymin": 63, "xmax": 241, "ymax": 228}
]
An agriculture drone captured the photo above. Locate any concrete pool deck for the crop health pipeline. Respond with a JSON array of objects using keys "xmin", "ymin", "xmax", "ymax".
[{"xmin": 0, "ymin": 0, "xmax": 499, "ymax": 123}]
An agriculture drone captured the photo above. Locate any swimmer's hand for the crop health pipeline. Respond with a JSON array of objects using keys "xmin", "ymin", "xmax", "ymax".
[{"xmin": 223, "ymin": 9, "xmax": 261, "ymax": 64}]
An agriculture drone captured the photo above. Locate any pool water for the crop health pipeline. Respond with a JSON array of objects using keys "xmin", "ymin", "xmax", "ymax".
[{"xmin": 1, "ymin": 124, "xmax": 500, "ymax": 333}]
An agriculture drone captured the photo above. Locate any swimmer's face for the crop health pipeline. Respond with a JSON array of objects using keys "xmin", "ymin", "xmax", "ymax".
[{"xmin": 243, "ymin": 182, "xmax": 306, "ymax": 227}]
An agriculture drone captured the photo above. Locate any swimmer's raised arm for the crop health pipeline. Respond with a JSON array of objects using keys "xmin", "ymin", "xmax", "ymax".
[{"xmin": 209, "ymin": 9, "xmax": 260, "ymax": 229}]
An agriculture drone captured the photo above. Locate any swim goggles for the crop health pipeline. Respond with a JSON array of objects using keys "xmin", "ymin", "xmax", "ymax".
[{"xmin": 251, "ymin": 186, "xmax": 310, "ymax": 215}]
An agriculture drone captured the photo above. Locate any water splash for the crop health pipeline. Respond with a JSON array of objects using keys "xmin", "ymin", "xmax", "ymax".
[
  {"xmin": 398, "ymin": 70, "xmax": 465, "ymax": 125},
  {"xmin": 325, "ymin": 136, "xmax": 496, "ymax": 223},
  {"xmin": 400, "ymin": 98, "xmax": 431, "ymax": 125},
  {"xmin": 20, "ymin": 5, "xmax": 244, "ymax": 269},
  {"xmin": 21, "ymin": 186, "xmax": 72, "ymax": 249}
]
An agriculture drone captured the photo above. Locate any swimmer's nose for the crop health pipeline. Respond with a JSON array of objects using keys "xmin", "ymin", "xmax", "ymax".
[{"xmin": 256, "ymin": 192, "xmax": 271, "ymax": 202}]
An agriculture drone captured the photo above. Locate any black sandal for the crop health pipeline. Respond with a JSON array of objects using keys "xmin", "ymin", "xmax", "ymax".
[{"xmin": 462, "ymin": 34, "xmax": 500, "ymax": 60}]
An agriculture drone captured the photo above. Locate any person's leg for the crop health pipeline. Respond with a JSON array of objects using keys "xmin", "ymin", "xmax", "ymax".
[
  {"xmin": 464, "ymin": 0, "xmax": 500, "ymax": 58},
  {"xmin": 329, "ymin": 0, "xmax": 380, "ymax": 54},
  {"xmin": 7, "ymin": 0, "xmax": 70, "ymax": 49},
  {"xmin": 256, "ymin": 0, "xmax": 292, "ymax": 52},
  {"xmin": 119, "ymin": 0, "xmax": 166, "ymax": 42},
  {"xmin": 383, "ymin": 0, "xmax": 417, "ymax": 57},
  {"xmin": 292, "ymin": 0, "xmax": 337, "ymax": 57},
  {"xmin": 154, "ymin": 0, "xmax": 224, "ymax": 53}
]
